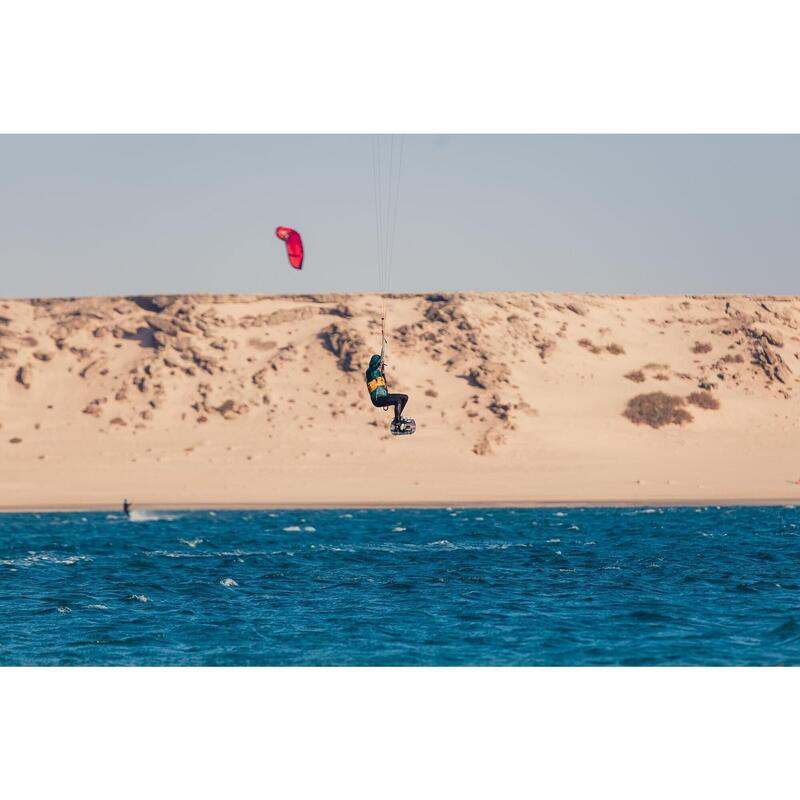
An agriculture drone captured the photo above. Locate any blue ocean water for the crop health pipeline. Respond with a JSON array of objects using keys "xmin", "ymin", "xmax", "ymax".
[{"xmin": 2, "ymin": 506, "xmax": 800, "ymax": 666}]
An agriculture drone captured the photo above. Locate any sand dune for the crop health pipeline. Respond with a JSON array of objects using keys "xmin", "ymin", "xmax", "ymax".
[{"xmin": 1, "ymin": 292, "xmax": 800, "ymax": 508}]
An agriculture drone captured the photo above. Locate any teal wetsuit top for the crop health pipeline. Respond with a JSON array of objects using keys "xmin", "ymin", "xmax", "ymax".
[{"xmin": 365, "ymin": 353, "xmax": 388, "ymax": 401}]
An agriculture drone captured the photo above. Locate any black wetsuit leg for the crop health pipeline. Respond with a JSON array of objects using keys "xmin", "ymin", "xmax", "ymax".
[{"xmin": 373, "ymin": 393, "xmax": 408, "ymax": 423}]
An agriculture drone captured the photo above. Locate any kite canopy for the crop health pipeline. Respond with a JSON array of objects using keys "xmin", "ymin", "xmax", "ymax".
[{"xmin": 275, "ymin": 226, "xmax": 304, "ymax": 269}]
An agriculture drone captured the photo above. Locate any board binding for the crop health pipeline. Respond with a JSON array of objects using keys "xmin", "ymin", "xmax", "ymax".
[{"xmin": 390, "ymin": 417, "xmax": 416, "ymax": 436}]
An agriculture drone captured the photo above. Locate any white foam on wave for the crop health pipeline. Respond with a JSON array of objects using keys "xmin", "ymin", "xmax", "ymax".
[
  {"xmin": 392, "ymin": 527, "xmax": 406, "ymax": 532},
  {"xmin": 429, "ymin": 539, "xmax": 453, "ymax": 546},
  {"xmin": 303, "ymin": 526, "xmax": 316, "ymax": 532},
  {"xmin": 220, "ymin": 578, "xmax": 238, "ymax": 587},
  {"xmin": 283, "ymin": 526, "xmax": 301, "ymax": 532},
  {"xmin": 128, "ymin": 510, "xmax": 179, "ymax": 523},
  {"xmin": 340, "ymin": 513, "xmax": 353, "ymax": 519},
  {"xmin": 180, "ymin": 538, "xmax": 203, "ymax": 548},
  {"xmin": 86, "ymin": 604, "xmax": 108, "ymax": 610},
  {"xmin": 127, "ymin": 594, "xmax": 150, "ymax": 603},
  {"xmin": 57, "ymin": 606, "xmax": 71, "ymax": 614},
  {"xmin": 546, "ymin": 538, "xmax": 561, "ymax": 543},
  {"xmin": 20, "ymin": 552, "xmax": 89, "ymax": 566}
]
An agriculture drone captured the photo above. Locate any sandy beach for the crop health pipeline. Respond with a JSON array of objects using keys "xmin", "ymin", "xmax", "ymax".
[{"xmin": 2, "ymin": 291, "xmax": 799, "ymax": 509}]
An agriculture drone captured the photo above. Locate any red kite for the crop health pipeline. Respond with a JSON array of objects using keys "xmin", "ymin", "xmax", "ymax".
[{"xmin": 275, "ymin": 226, "xmax": 304, "ymax": 270}]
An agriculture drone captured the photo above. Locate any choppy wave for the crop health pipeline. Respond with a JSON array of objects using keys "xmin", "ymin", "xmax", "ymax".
[
  {"xmin": 180, "ymin": 538, "xmax": 203, "ymax": 548},
  {"xmin": 128, "ymin": 510, "xmax": 180, "ymax": 523},
  {"xmin": 2, "ymin": 505, "xmax": 800, "ymax": 665}
]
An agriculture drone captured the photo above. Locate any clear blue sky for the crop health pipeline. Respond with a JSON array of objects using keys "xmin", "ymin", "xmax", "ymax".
[{"xmin": 0, "ymin": 135, "xmax": 798, "ymax": 298}]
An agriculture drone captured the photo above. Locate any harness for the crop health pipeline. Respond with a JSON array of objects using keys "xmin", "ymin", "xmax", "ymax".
[{"xmin": 367, "ymin": 376, "xmax": 387, "ymax": 394}]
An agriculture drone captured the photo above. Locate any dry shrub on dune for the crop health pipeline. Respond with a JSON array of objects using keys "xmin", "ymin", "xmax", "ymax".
[
  {"xmin": 578, "ymin": 338, "xmax": 601, "ymax": 354},
  {"xmin": 692, "ymin": 342, "xmax": 712, "ymax": 354},
  {"xmin": 248, "ymin": 338, "xmax": 277, "ymax": 351},
  {"xmin": 686, "ymin": 391, "xmax": 720, "ymax": 410},
  {"xmin": 623, "ymin": 392, "xmax": 693, "ymax": 428},
  {"xmin": 624, "ymin": 370, "xmax": 646, "ymax": 383},
  {"xmin": 580, "ymin": 338, "xmax": 624, "ymax": 355}
]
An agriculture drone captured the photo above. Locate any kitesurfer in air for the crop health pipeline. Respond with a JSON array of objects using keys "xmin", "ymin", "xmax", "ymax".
[{"xmin": 365, "ymin": 341, "xmax": 412, "ymax": 433}]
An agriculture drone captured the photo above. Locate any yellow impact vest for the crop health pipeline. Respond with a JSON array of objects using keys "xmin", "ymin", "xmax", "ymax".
[{"xmin": 367, "ymin": 375, "xmax": 387, "ymax": 394}]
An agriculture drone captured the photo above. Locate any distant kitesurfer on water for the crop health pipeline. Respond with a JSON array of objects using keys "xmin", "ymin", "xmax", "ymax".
[
  {"xmin": 123, "ymin": 498, "xmax": 131, "ymax": 519},
  {"xmin": 365, "ymin": 340, "xmax": 415, "ymax": 435}
]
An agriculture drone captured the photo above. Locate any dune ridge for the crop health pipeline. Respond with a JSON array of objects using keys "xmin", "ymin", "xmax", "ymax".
[{"xmin": 2, "ymin": 292, "xmax": 800, "ymax": 508}]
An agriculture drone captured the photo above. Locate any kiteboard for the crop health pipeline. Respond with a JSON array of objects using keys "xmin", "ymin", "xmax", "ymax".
[{"xmin": 390, "ymin": 417, "xmax": 416, "ymax": 436}]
